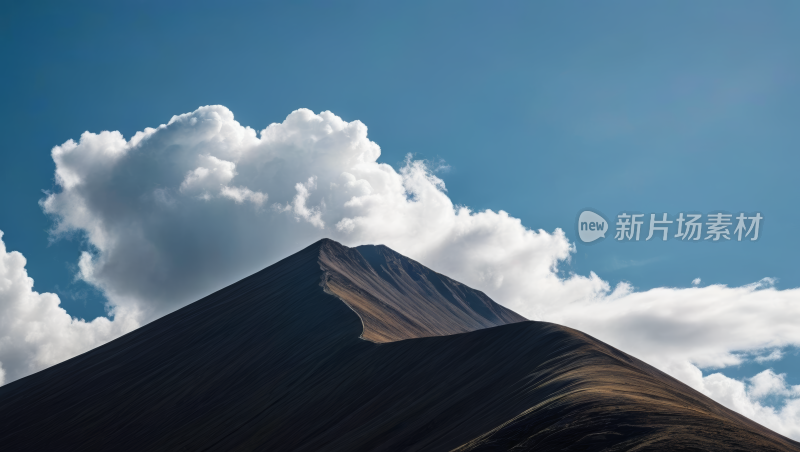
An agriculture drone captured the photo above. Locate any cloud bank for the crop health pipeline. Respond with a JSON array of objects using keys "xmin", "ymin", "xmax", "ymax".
[{"xmin": 1, "ymin": 105, "xmax": 798, "ymax": 437}]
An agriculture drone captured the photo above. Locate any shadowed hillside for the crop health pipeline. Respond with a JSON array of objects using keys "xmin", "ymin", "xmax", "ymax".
[{"xmin": 0, "ymin": 239, "xmax": 797, "ymax": 451}]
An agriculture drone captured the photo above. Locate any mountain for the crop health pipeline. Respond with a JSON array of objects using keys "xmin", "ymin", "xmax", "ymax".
[{"xmin": 0, "ymin": 239, "xmax": 797, "ymax": 451}]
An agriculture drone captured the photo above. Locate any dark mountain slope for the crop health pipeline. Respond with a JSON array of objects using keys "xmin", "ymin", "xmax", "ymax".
[{"xmin": 0, "ymin": 239, "xmax": 796, "ymax": 451}]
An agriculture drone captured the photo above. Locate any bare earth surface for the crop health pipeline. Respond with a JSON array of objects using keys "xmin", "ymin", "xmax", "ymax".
[{"xmin": 0, "ymin": 239, "xmax": 797, "ymax": 451}]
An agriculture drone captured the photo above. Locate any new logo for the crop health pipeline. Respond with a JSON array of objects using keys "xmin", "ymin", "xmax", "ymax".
[{"xmin": 578, "ymin": 211, "xmax": 607, "ymax": 243}]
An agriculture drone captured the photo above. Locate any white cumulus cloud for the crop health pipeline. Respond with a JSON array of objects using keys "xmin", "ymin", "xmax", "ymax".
[
  {"xmin": 0, "ymin": 231, "xmax": 137, "ymax": 385},
  {"xmin": 2, "ymin": 104, "xmax": 795, "ymax": 439},
  {"xmin": 701, "ymin": 369, "xmax": 800, "ymax": 439}
]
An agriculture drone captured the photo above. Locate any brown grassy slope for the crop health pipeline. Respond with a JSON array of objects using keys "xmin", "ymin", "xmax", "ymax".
[
  {"xmin": 447, "ymin": 325, "xmax": 800, "ymax": 452},
  {"xmin": 319, "ymin": 240, "xmax": 526, "ymax": 342}
]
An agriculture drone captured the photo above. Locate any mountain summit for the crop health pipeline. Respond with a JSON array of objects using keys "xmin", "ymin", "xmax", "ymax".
[{"xmin": 0, "ymin": 239, "xmax": 797, "ymax": 451}]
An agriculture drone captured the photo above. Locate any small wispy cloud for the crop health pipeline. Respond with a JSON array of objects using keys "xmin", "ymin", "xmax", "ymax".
[{"xmin": 755, "ymin": 349, "xmax": 784, "ymax": 363}]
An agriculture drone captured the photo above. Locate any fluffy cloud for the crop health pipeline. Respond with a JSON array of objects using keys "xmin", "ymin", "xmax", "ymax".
[
  {"xmin": 701, "ymin": 370, "xmax": 800, "ymax": 440},
  {"xmin": 7, "ymin": 105, "xmax": 796, "ymax": 438},
  {"xmin": 756, "ymin": 349, "xmax": 785, "ymax": 363},
  {"xmin": 0, "ymin": 231, "xmax": 137, "ymax": 385},
  {"xmin": 545, "ymin": 279, "xmax": 800, "ymax": 372},
  {"xmin": 179, "ymin": 155, "xmax": 237, "ymax": 197},
  {"xmin": 541, "ymin": 280, "xmax": 800, "ymax": 437}
]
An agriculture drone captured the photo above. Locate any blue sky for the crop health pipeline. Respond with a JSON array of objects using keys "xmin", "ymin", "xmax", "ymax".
[{"xmin": 1, "ymin": 0, "xmax": 799, "ymax": 397}]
